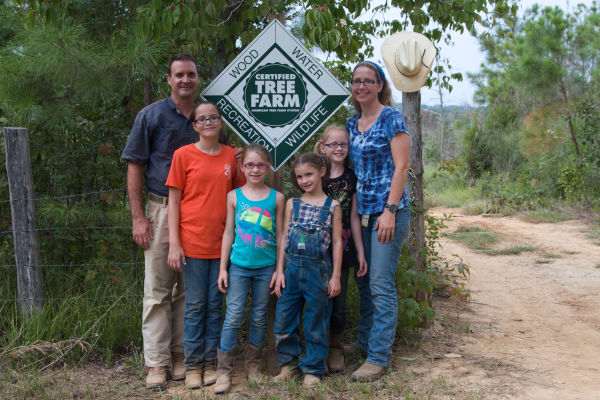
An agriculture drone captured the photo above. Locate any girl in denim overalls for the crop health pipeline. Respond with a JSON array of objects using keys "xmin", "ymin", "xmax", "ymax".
[{"xmin": 271, "ymin": 152, "xmax": 343, "ymax": 388}]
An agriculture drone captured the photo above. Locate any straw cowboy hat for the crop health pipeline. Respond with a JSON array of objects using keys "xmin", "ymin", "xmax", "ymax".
[{"xmin": 381, "ymin": 31, "xmax": 436, "ymax": 92}]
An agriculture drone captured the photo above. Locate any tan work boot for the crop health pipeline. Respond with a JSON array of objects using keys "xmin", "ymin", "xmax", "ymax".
[
  {"xmin": 171, "ymin": 352, "xmax": 186, "ymax": 381},
  {"xmin": 326, "ymin": 331, "xmax": 345, "ymax": 373},
  {"xmin": 185, "ymin": 369, "xmax": 203, "ymax": 389},
  {"xmin": 203, "ymin": 360, "xmax": 217, "ymax": 386},
  {"xmin": 214, "ymin": 349, "xmax": 235, "ymax": 394},
  {"xmin": 244, "ymin": 344, "xmax": 263, "ymax": 383},
  {"xmin": 273, "ymin": 362, "xmax": 301, "ymax": 383},
  {"xmin": 303, "ymin": 374, "xmax": 321, "ymax": 388},
  {"xmin": 146, "ymin": 366, "xmax": 167, "ymax": 390},
  {"xmin": 351, "ymin": 362, "xmax": 388, "ymax": 382}
]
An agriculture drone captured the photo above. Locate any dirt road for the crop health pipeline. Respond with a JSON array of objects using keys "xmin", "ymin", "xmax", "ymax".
[{"xmin": 423, "ymin": 208, "xmax": 600, "ymax": 399}]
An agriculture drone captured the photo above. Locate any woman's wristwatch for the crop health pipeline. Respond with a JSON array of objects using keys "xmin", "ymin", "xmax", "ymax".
[{"xmin": 385, "ymin": 203, "xmax": 398, "ymax": 213}]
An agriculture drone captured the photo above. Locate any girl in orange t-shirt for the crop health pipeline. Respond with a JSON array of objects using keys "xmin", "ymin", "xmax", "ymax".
[{"xmin": 166, "ymin": 101, "xmax": 244, "ymax": 389}]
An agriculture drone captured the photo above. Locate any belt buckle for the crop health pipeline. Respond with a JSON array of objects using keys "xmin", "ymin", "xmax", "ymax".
[{"xmin": 361, "ymin": 214, "xmax": 369, "ymax": 228}]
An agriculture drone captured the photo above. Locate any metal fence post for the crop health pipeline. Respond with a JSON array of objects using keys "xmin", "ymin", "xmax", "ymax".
[{"xmin": 4, "ymin": 127, "xmax": 43, "ymax": 318}]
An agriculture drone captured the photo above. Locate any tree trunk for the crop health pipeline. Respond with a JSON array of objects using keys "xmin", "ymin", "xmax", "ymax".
[
  {"xmin": 4, "ymin": 127, "xmax": 43, "ymax": 318},
  {"xmin": 402, "ymin": 92, "xmax": 430, "ymax": 304},
  {"xmin": 559, "ymin": 81, "xmax": 580, "ymax": 156}
]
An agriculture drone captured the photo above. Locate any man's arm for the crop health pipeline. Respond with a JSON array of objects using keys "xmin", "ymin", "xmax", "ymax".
[{"xmin": 127, "ymin": 162, "xmax": 153, "ymax": 249}]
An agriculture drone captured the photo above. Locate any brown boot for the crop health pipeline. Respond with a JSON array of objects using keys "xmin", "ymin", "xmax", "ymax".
[
  {"xmin": 214, "ymin": 349, "xmax": 235, "ymax": 394},
  {"xmin": 244, "ymin": 344, "xmax": 263, "ymax": 383},
  {"xmin": 273, "ymin": 362, "xmax": 300, "ymax": 383},
  {"xmin": 146, "ymin": 366, "xmax": 167, "ymax": 390},
  {"xmin": 171, "ymin": 352, "xmax": 186, "ymax": 381},
  {"xmin": 203, "ymin": 360, "xmax": 217, "ymax": 386},
  {"xmin": 351, "ymin": 362, "xmax": 388, "ymax": 382},
  {"xmin": 327, "ymin": 331, "xmax": 345, "ymax": 373}
]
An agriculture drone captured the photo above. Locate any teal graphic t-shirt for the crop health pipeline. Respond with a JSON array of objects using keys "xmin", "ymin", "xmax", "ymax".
[{"xmin": 230, "ymin": 188, "xmax": 277, "ymax": 268}]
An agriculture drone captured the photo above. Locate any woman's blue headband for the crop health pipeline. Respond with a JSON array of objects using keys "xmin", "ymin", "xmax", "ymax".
[{"xmin": 355, "ymin": 61, "xmax": 387, "ymax": 85}]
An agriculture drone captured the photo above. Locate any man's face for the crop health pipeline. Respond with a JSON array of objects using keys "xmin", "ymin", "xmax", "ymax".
[{"xmin": 167, "ymin": 60, "xmax": 199, "ymax": 99}]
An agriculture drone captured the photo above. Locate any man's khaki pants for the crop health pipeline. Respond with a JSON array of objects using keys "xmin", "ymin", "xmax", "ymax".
[{"xmin": 142, "ymin": 199, "xmax": 185, "ymax": 367}]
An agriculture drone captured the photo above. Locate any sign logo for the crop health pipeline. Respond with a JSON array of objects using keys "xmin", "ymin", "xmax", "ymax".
[
  {"xmin": 202, "ymin": 20, "xmax": 350, "ymax": 170},
  {"xmin": 244, "ymin": 63, "xmax": 308, "ymax": 127}
]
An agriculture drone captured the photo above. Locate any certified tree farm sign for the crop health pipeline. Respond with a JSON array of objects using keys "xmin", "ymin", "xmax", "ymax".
[{"xmin": 202, "ymin": 19, "xmax": 350, "ymax": 170}]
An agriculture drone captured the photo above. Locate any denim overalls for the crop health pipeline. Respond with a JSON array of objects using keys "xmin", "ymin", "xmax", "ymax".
[{"xmin": 274, "ymin": 197, "xmax": 334, "ymax": 378}]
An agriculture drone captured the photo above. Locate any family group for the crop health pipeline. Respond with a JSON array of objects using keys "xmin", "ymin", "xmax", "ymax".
[{"xmin": 121, "ymin": 52, "xmax": 411, "ymax": 393}]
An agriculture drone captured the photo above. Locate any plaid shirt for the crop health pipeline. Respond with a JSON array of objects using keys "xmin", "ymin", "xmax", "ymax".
[{"xmin": 286, "ymin": 198, "xmax": 334, "ymax": 252}]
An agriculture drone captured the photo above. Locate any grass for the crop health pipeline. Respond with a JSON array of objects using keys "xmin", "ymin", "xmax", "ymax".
[
  {"xmin": 518, "ymin": 208, "xmax": 571, "ymax": 223},
  {"xmin": 444, "ymin": 226, "xmax": 537, "ymax": 256},
  {"xmin": 484, "ymin": 246, "xmax": 537, "ymax": 256},
  {"xmin": 444, "ymin": 226, "xmax": 500, "ymax": 250},
  {"xmin": 425, "ymin": 186, "xmax": 483, "ymax": 210}
]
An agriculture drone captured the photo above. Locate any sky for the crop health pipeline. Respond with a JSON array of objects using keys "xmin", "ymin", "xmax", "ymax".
[{"xmin": 366, "ymin": 0, "xmax": 595, "ymax": 106}]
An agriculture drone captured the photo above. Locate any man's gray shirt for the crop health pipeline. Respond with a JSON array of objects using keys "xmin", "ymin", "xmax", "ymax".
[{"xmin": 122, "ymin": 97, "xmax": 197, "ymax": 197}]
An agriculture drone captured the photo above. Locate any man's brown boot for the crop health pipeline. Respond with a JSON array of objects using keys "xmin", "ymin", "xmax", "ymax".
[
  {"xmin": 244, "ymin": 344, "xmax": 264, "ymax": 383},
  {"xmin": 171, "ymin": 352, "xmax": 185, "ymax": 381},
  {"xmin": 146, "ymin": 366, "xmax": 167, "ymax": 390},
  {"xmin": 214, "ymin": 349, "xmax": 235, "ymax": 394},
  {"xmin": 326, "ymin": 331, "xmax": 345, "ymax": 373}
]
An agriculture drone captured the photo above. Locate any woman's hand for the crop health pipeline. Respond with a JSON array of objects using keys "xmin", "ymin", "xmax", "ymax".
[
  {"xmin": 218, "ymin": 269, "xmax": 228, "ymax": 294},
  {"xmin": 375, "ymin": 210, "xmax": 396, "ymax": 244},
  {"xmin": 167, "ymin": 244, "xmax": 185, "ymax": 272}
]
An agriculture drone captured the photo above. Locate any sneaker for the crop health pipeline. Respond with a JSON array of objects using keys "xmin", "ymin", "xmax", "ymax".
[
  {"xmin": 303, "ymin": 374, "xmax": 321, "ymax": 388},
  {"xmin": 351, "ymin": 362, "xmax": 388, "ymax": 382},
  {"xmin": 185, "ymin": 370, "xmax": 203, "ymax": 390},
  {"xmin": 146, "ymin": 366, "xmax": 167, "ymax": 390},
  {"xmin": 273, "ymin": 363, "xmax": 301, "ymax": 383}
]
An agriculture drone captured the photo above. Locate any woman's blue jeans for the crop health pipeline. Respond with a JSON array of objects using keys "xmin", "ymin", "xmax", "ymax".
[
  {"xmin": 181, "ymin": 257, "xmax": 223, "ymax": 369},
  {"xmin": 354, "ymin": 207, "xmax": 411, "ymax": 367},
  {"xmin": 219, "ymin": 264, "xmax": 275, "ymax": 353}
]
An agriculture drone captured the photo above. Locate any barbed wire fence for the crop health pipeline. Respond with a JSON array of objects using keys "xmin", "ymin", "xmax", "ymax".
[{"xmin": 0, "ymin": 187, "xmax": 144, "ymax": 304}]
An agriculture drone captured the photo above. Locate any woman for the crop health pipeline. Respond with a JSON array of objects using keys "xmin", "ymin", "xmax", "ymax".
[{"xmin": 345, "ymin": 61, "xmax": 411, "ymax": 382}]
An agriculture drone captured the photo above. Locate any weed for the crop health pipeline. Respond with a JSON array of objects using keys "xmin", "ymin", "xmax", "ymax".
[
  {"xmin": 444, "ymin": 226, "xmax": 500, "ymax": 250},
  {"xmin": 519, "ymin": 208, "xmax": 571, "ymax": 223},
  {"xmin": 535, "ymin": 259, "xmax": 552, "ymax": 264},
  {"xmin": 541, "ymin": 252, "xmax": 560, "ymax": 259},
  {"xmin": 485, "ymin": 246, "xmax": 537, "ymax": 255}
]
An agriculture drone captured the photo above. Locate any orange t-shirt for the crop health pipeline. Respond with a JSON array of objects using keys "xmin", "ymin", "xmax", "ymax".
[{"xmin": 166, "ymin": 143, "xmax": 244, "ymax": 258}]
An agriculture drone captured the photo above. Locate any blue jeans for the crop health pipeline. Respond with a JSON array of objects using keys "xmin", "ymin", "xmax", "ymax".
[
  {"xmin": 181, "ymin": 257, "xmax": 223, "ymax": 369},
  {"xmin": 356, "ymin": 208, "xmax": 411, "ymax": 367},
  {"xmin": 274, "ymin": 254, "xmax": 332, "ymax": 378},
  {"xmin": 219, "ymin": 264, "xmax": 275, "ymax": 353}
]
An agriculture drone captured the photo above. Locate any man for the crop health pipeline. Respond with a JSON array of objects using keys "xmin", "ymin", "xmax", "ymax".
[{"xmin": 121, "ymin": 54, "xmax": 199, "ymax": 390}]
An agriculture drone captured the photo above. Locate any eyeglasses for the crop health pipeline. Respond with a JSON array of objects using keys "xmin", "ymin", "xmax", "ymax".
[
  {"xmin": 350, "ymin": 79, "xmax": 378, "ymax": 87},
  {"xmin": 193, "ymin": 115, "xmax": 221, "ymax": 124},
  {"xmin": 243, "ymin": 162, "xmax": 268, "ymax": 170},
  {"xmin": 323, "ymin": 142, "xmax": 349, "ymax": 149}
]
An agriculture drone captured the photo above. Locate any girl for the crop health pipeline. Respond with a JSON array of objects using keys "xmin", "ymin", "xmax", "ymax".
[
  {"xmin": 315, "ymin": 125, "xmax": 367, "ymax": 373},
  {"xmin": 166, "ymin": 101, "xmax": 245, "ymax": 390},
  {"xmin": 346, "ymin": 61, "xmax": 411, "ymax": 382},
  {"xmin": 213, "ymin": 144, "xmax": 285, "ymax": 394},
  {"xmin": 271, "ymin": 152, "xmax": 342, "ymax": 389}
]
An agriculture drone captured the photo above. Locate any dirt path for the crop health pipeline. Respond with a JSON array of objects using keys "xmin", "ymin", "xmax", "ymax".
[{"xmin": 425, "ymin": 207, "xmax": 600, "ymax": 399}]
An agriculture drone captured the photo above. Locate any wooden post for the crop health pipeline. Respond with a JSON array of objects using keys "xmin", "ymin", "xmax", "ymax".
[
  {"xmin": 4, "ymin": 127, "xmax": 43, "ymax": 318},
  {"xmin": 402, "ymin": 92, "xmax": 430, "ymax": 304}
]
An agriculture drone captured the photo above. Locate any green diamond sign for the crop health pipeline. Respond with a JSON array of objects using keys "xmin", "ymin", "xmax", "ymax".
[{"xmin": 202, "ymin": 19, "xmax": 350, "ymax": 170}]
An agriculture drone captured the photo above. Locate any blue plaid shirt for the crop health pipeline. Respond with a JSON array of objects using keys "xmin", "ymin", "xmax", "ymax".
[{"xmin": 346, "ymin": 106, "xmax": 410, "ymax": 215}]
